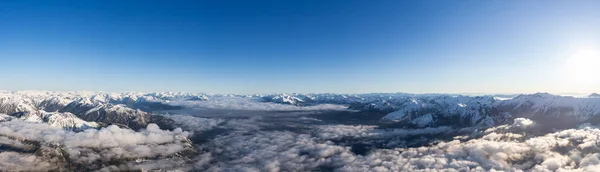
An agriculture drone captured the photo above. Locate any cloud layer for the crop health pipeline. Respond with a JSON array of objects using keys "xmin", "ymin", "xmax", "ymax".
[
  {"xmin": 166, "ymin": 97, "xmax": 349, "ymax": 111},
  {"xmin": 186, "ymin": 118, "xmax": 600, "ymax": 171},
  {"xmin": 5, "ymin": 90, "xmax": 600, "ymax": 171},
  {"xmin": 0, "ymin": 119, "xmax": 194, "ymax": 171}
]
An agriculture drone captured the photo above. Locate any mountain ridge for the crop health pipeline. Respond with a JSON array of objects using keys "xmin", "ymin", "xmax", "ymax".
[{"xmin": 3, "ymin": 91, "xmax": 600, "ymax": 130}]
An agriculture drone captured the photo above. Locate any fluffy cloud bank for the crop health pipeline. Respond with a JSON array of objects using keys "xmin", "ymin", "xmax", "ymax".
[
  {"xmin": 0, "ymin": 119, "xmax": 194, "ymax": 171},
  {"xmin": 187, "ymin": 118, "xmax": 600, "ymax": 171},
  {"xmin": 166, "ymin": 114, "xmax": 224, "ymax": 132},
  {"xmin": 5, "ymin": 107, "xmax": 600, "ymax": 172},
  {"xmin": 338, "ymin": 121, "xmax": 600, "ymax": 171},
  {"xmin": 0, "ymin": 152, "xmax": 53, "ymax": 171},
  {"xmin": 316, "ymin": 125, "xmax": 451, "ymax": 140}
]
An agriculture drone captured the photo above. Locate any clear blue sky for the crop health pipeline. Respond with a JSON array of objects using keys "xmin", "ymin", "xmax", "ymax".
[{"xmin": 1, "ymin": 0, "xmax": 599, "ymax": 94}]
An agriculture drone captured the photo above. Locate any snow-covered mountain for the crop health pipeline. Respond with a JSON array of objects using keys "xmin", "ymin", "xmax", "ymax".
[
  {"xmin": 254, "ymin": 92, "xmax": 600, "ymax": 128},
  {"xmin": 266, "ymin": 93, "xmax": 306, "ymax": 105},
  {"xmin": 0, "ymin": 91, "xmax": 198, "ymax": 171},
  {"xmin": 3, "ymin": 91, "xmax": 600, "ymax": 130},
  {"xmin": 259, "ymin": 93, "xmax": 428, "ymax": 112},
  {"xmin": 493, "ymin": 93, "xmax": 600, "ymax": 128},
  {"xmin": 0, "ymin": 91, "xmax": 178, "ymax": 130},
  {"xmin": 378, "ymin": 93, "xmax": 600, "ymax": 128},
  {"xmin": 5, "ymin": 111, "xmax": 99, "ymax": 130},
  {"xmin": 4, "ymin": 91, "xmax": 600, "ymax": 171},
  {"xmin": 380, "ymin": 96, "xmax": 496, "ymax": 127}
]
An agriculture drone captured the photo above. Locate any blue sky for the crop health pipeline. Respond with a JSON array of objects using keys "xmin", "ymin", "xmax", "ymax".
[{"xmin": 1, "ymin": 0, "xmax": 599, "ymax": 94}]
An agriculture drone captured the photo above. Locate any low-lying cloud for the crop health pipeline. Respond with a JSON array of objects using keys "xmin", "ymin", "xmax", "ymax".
[
  {"xmin": 5, "ymin": 102, "xmax": 600, "ymax": 171},
  {"xmin": 165, "ymin": 114, "xmax": 224, "ymax": 132},
  {"xmin": 0, "ymin": 119, "xmax": 193, "ymax": 171},
  {"xmin": 187, "ymin": 118, "xmax": 600, "ymax": 171},
  {"xmin": 166, "ymin": 97, "xmax": 349, "ymax": 111},
  {"xmin": 0, "ymin": 152, "xmax": 53, "ymax": 171}
]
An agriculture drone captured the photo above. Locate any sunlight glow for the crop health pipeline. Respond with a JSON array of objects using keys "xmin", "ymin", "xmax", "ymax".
[{"xmin": 564, "ymin": 49, "xmax": 600, "ymax": 87}]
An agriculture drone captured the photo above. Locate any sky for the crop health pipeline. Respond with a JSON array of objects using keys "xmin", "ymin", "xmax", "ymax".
[{"xmin": 1, "ymin": 0, "xmax": 599, "ymax": 94}]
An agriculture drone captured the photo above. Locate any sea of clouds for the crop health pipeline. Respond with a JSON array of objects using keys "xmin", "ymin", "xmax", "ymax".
[
  {"xmin": 165, "ymin": 97, "xmax": 349, "ymax": 111},
  {"xmin": 4, "ymin": 96, "xmax": 600, "ymax": 171},
  {"xmin": 191, "ymin": 118, "xmax": 600, "ymax": 171},
  {"xmin": 0, "ymin": 118, "xmax": 193, "ymax": 171}
]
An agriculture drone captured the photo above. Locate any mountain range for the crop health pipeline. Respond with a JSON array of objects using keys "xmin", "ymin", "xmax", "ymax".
[{"xmin": 1, "ymin": 91, "xmax": 599, "ymax": 130}]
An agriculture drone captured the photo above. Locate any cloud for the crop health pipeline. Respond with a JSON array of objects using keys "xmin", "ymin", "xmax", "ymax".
[
  {"xmin": 166, "ymin": 97, "xmax": 349, "ymax": 111},
  {"xmin": 187, "ymin": 118, "xmax": 453, "ymax": 171},
  {"xmin": 0, "ymin": 120, "xmax": 189, "ymax": 147},
  {"xmin": 197, "ymin": 131, "xmax": 352, "ymax": 171},
  {"xmin": 512, "ymin": 118, "xmax": 534, "ymax": 129},
  {"xmin": 6, "ymin": 101, "xmax": 600, "ymax": 172},
  {"xmin": 0, "ymin": 119, "xmax": 194, "ymax": 171},
  {"xmin": 0, "ymin": 152, "xmax": 53, "ymax": 171},
  {"xmin": 341, "ymin": 122, "xmax": 600, "ymax": 171},
  {"xmin": 316, "ymin": 125, "xmax": 451, "ymax": 140},
  {"xmin": 181, "ymin": 117, "xmax": 600, "ymax": 171},
  {"xmin": 96, "ymin": 158, "xmax": 196, "ymax": 172},
  {"xmin": 165, "ymin": 114, "xmax": 224, "ymax": 132}
]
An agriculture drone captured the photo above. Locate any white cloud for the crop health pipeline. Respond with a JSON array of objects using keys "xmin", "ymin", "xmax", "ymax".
[
  {"xmin": 166, "ymin": 97, "xmax": 349, "ymax": 111},
  {"xmin": 0, "ymin": 152, "xmax": 53, "ymax": 171},
  {"xmin": 186, "ymin": 118, "xmax": 600, "ymax": 171},
  {"xmin": 197, "ymin": 131, "xmax": 353, "ymax": 171},
  {"xmin": 0, "ymin": 119, "xmax": 193, "ymax": 171},
  {"xmin": 166, "ymin": 114, "xmax": 224, "ymax": 132},
  {"xmin": 6, "ymin": 103, "xmax": 600, "ymax": 172},
  {"xmin": 512, "ymin": 118, "xmax": 534, "ymax": 129},
  {"xmin": 316, "ymin": 124, "xmax": 451, "ymax": 141}
]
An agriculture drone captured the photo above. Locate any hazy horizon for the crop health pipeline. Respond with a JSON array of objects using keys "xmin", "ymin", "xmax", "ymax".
[{"xmin": 2, "ymin": 89, "xmax": 599, "ymax": 97}]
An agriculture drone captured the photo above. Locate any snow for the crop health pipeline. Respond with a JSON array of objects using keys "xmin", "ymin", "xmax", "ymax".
[
  {"xmin": 496, "ymin": 93, "xmax": 600, "ymax": 122},
  {"xmin": 381, "ymin": 95, "xmax": 496, "ymax": 127},
  {"xmin": 4, "ymin": 91, "xmax": 600, "ymax": 130},
  {"xmin": 494, "ymin": 97, "xmax": 513, "ymax": 101},
  {"xmin": 11, "ymin": 110, "xmax": 99, "ymax": 130},
  {"xmin": 3, "ymin": 91, "xmax": 600, "ymax": 171},
  {"xmin": 381, "ymin": 93, "xmax": 600, "ymax": 128}
]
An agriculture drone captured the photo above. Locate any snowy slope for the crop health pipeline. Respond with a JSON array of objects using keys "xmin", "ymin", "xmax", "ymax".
[
  {"xmin": 380, "ymin": 93, "xmax": 600, "ymax": 128},
  {"xmin": 380, "ymin": 96, "xmax": 496, "ymax": 127},
  {"xmin": 0, "ymin": 91, "xmax": 178, "ymax": 130},
  {"xmin": 11, "ymin": 110, "xmax": 99, "ymax": 130},
  {"xmin": 263, "ymin": 93, "xmax": 306, "ymax": 105},
  {"xmin": 493, "ymin": 93, "xmax": 600, "ymax": 128},
  {"xmin": 3, "ymin": 91, "xmax": 600, "ymax": 130}
]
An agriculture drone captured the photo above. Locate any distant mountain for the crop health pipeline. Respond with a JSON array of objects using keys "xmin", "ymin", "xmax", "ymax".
[
  {"xmin": 3, "ymin": 91, "xmax": 600, "ymax": 130},
  {"xmin": 379, "ymin": 95, "xmax": 496, "ymax": 128},
  {"xmin": 257, "ymin": 92, "xmax": 600, "ymax": 129},
  {"xmin": 4, "ymin": 111, "xmax": 99, "ymax": 130},
  {"xmin": 258, "ymin": 93, "xmax": 419, "ymax": 112},
  {"xmin": 261, "ymin": 93, "xmax": 306, "ymax": 106},
  {"xmin": 0, "ymin": 91, "xmax": 179, "ymax": 130},
  {"xmin": 379, "ymin": 93, "xmax": 600, "ymax": 128},
  {"xmin": 493, "ymin": 93, "xmax": 600, "ymax": 128}
]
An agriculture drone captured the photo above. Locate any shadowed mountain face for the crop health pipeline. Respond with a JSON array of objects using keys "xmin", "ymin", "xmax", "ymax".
[{"xmin": 2, "ymin": 91, "xmax": 600, "ymax": 171}]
